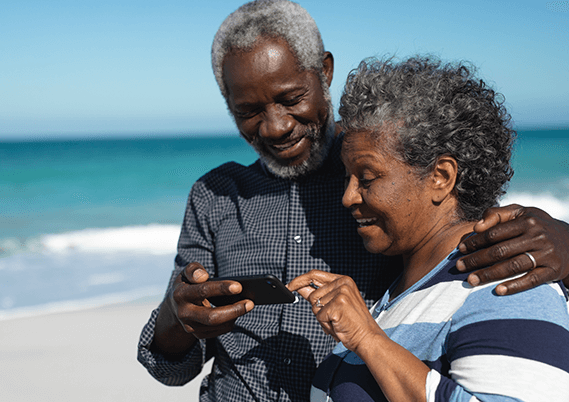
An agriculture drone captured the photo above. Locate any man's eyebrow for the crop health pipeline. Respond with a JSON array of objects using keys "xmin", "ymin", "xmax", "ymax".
[
  {"xmin": 234, "ymin": 86, "xmax": 307, "ymax": 108},
  {"xmin": 276, "ymin": 85, "xmax": 307, "ymax": 97},
  {"xmin": 233, "ymin": 101, "xmax": 259, "ymax": 109}
]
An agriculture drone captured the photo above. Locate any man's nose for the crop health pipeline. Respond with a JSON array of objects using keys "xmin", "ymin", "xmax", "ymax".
[{"xmin": 258, "ymin": 104, "xmax": 294, "ymax": 140}]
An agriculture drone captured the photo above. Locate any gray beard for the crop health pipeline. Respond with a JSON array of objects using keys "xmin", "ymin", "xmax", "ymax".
[{"xmin": 253, "ymin": 110, "xmax": 335, "ymax": 180}]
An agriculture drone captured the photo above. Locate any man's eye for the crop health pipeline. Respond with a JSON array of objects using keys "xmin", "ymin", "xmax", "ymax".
[
  {"xmin": 234, "ymin": 109, "xmax": 258, "ymax": 119},
  {"xmin": 281, "ymin": 96, "xmax": 302, "ymax": 106}
]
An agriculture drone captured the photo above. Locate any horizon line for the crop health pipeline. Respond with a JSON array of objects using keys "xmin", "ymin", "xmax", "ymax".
[{"xmin": 2, "ymin": 124, "xmax": 569, "ymax": 143}]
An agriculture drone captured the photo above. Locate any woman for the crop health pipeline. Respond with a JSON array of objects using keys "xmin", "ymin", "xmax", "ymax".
[{"xmin": 287, "ymin": 56, "xmax": 569, "ymax": 401}]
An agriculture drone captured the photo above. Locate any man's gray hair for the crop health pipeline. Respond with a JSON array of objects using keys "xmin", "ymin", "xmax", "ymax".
[{"xmin": 212, "ymin": 0, "xmax": 325, "ymax": 100}]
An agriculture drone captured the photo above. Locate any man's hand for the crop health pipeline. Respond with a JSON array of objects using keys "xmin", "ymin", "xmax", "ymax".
[
  {"xmin": 456, "ymin": 204, "xmax": 569, "ymax": 295},
  {"xmin": 151, "ymin": 262, "xmax": 253, "ymax": 359}
]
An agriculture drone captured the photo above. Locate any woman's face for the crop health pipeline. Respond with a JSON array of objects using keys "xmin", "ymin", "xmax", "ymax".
[{"xmin": 341, "ymin": 130, "xmax": 437, "ymax": 256}]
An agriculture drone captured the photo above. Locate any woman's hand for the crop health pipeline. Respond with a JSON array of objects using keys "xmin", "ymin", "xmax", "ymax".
[
  {"xmin": 287, "ymin": 270, "xmax": 383, "ymax": 354},
  {"xmin": 289, "ymin": 270, "xmax": 430, "ymax": 402}
]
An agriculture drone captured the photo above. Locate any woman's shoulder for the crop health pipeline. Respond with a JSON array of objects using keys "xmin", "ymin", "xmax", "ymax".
[{"xmin": 454, "ymin": 279, "xmax": 569, "ymax": 330}]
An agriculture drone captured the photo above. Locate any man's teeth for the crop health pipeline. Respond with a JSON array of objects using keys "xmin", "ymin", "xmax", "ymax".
[
  {"xmin": 273, "ymin": 143, "xmax": 294, "ymax": 150},
  {"xmin": 356, "ymin": 218, "xmax": 377, "ymax": 226},
  {"xmin": 272, "ymin": 137, "xmax": 302, "ymax": 150}
]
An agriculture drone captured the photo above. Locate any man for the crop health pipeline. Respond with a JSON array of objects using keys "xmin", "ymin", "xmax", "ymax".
[{"xmin": 138, "ymin": 1, "xmax": 569, "ymax": 401}]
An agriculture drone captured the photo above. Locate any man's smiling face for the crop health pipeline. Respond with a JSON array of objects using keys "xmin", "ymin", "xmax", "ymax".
[{"xmin": 222, "ymin": 37, "xmax": 334, "ymax": 179}]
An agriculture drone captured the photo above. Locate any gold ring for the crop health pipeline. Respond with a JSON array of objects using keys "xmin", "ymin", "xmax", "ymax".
[{"xmin": 524, "ymin": 252, "xmax": 537, "ymax": 270}]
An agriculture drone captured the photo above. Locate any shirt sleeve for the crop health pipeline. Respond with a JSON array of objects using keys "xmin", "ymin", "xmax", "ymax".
[
  {"xmin": 428, "ymin": 282, "xmax": 569, "ymax": 402},
  {"xmin": 136, "ymin": 174, "xmax": 223, "ymax": 385},
  {"xmin": 137, "ymin": 306, "xmax": 209, "ymax": 386}
]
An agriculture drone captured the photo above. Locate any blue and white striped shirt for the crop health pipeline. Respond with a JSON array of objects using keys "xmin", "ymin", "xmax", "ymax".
[{"xmin": 312, "ymin": 248, "xmax": 569, "ymax": 402}]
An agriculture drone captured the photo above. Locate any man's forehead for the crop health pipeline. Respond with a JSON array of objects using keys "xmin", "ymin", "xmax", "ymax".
[
  {"xmin": 224, "ymin": 36, "xmax": 299, "ymax": 70},
  {"xmin": 222, "ymin": 37, "xmax": 312, "ymax": 102}
]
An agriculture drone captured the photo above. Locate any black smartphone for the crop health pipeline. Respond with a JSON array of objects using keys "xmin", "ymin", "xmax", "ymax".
[{"xmin": 207, "ymin": 274, "xmax": 297, "ymax": 306}]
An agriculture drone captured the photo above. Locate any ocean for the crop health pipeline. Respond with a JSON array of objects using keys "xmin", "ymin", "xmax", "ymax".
[{"xmin": 1, "ymin": 130, "xmax": 568, "ymax": 320}]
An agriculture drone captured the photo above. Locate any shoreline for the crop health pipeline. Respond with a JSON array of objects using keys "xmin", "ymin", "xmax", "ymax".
[{"xmin": 0, "ymin": 298, "xmax": 211, "ymax": 401}]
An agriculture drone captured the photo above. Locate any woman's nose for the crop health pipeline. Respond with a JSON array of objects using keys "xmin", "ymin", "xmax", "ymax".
[{"xmin": 342, "ymin": 175, "xmax": 361, "ymax": 209}]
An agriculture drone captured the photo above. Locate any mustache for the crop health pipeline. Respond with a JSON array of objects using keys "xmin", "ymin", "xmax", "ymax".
[{"xmin": 251, "ymin": 122, "xmax": 321, "ymax": 148}]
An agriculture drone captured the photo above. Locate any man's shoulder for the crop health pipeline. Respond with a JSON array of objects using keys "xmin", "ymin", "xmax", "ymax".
[
  {"xmin": 203, "ymin": 160, "xmax": 261, "ymax": 177},
  {"xmin": 197, "ymin": 160, "xmax": 264, "ymax": 186},
  {"xmin": 191, "ymin": 159, "xmax": 288, "ymax": 200}
]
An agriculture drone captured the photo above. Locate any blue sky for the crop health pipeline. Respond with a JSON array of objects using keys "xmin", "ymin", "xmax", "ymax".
[{"xmin": 2, "ymin": 0, "xmax": 568, "ymax": 140}]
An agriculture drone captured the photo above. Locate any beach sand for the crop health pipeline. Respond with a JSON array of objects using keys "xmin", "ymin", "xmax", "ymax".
[{"xmin": 0, "ymin": 299, "xmax": 211, "ymax": 401}]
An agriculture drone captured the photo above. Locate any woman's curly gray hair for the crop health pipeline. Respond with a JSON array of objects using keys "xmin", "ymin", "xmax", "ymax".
[
  {"xmin": 339, "ymin": 56, "xmax": 515, "ymax": 221},
  {"xmin": 212, "ymin": 0, "xmax": 326, "ymax": 101}
]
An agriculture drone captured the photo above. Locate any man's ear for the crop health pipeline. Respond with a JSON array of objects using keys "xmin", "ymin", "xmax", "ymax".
[
  {"xmin": 431, "ymin": 155, "xmax": 458, "ymax": 204},
  {"xmin": 322, "ymin": 51, "xmax": 334, "ymax": 87}
]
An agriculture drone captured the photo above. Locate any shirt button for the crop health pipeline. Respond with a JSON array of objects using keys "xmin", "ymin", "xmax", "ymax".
[
  {"xmin": 283, "ymin": 358, "xmax": 292, "ymax": 365},
  {"xmin": 293, "ymin": 235, "xmax": 302, "ymax": 243}
]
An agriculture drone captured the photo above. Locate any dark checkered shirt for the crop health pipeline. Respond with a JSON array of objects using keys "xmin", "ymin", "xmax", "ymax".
[{"xmin": 138, "ymin": 134, "xmax": 402, "ymax": 401}]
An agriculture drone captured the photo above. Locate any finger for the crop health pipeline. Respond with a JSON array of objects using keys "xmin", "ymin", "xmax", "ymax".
[
  {"xmin": 310, "ymin": 283, "xmax": 351, "ymax": 317},
  {"xmin": 472, "ymin": 204, "xmax": 524, "ymax": 233},
  {"xmin": 464, "ymin": 250, "xmax": 544, "ymax": 287},
  {"xmin": 459, "ymin": 220, "xmax": 529, "ymax": 257},
  {"xmin": 182, "ymin": 300, "xmax": 253, "ymax": 328},
  {"xmin": 457, "ymin": 229, "xmax": 537, "ymax": 272},
  {"xmin": 491, "ymin": 267, "xmax": 558, "ymax": 296},
  {"xmin": 307, "ymin": 287, "xmax": 326, "ymax": 309},
  {"xmin": 185, "ymin": 320, "xmax": 236, "ymax": 338},
  {"xmin": 313, "ymin": 293, "xmax": 352, "ymax": 342},
  {"xmin": 287, "ymin": 270, "xmax": 338, "ymax": 292},
  {"xmin": 174, "ymin": 279, "xmax": 243, "ymax": 307},
  {"xmin": 294, "ymin": 286, "xmax": 316, "ymax": 301},
  {"xmin": 317, "ymin": 314, "xmax": 335, "ymax": 337},
  {"xmin": 182, "ymin": 262, "xmax": 210, "ymax": 284},
  {"xmin": 306, "ymin": 280, "xmax": 346, "ymax": 309},
  {"xmin": 286, "ymin": 274, "xmax": 318, "ymax": 292},
  {"xmin": 316, "ymin": 317, "xmax": 340, "ymax": 343}
]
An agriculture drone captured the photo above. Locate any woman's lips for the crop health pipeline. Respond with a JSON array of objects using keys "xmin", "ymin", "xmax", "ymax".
[{"xmin": 356, "ymin": 217, "xmax": 378, "ymax": 227}]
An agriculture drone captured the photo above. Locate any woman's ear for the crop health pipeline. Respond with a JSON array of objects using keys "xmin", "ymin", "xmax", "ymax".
[{"xmin": 431, "ymin": 155, "xmax": 458, "ymax": 204}]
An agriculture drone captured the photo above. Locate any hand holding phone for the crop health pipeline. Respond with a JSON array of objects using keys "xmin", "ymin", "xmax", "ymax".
[{"xmin": 206, "ymin": 274, "xmax": 297, "ymax": 306}]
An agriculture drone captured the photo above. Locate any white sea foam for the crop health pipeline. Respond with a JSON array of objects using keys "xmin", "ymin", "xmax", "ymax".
[
  {"xmin": 502, "ymin": 192, "xmax": 569, "ymax": 220},
  {"xmin": 2, "ymin": 192, "xmax": 568, "ymax": 319},
  {"xmin": 1, "ymin": 224, "xmax": 181, "ymax": 257},
  {"xmin": 0, "ymin": 225, "xmax": 179, "ymax": 317},
  {"xmin": 0, "ymin": 247, "xmax": 174, "ymax": 318},
  {"xmin": 0, "ymin": 287, "xmax": 163, "ymax": 321}
]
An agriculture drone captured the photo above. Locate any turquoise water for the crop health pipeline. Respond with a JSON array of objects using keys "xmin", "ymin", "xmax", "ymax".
[
  {"xmin": 1, "ymin": 136, "xmax": 258, "ymax": 240},
  {"xmin": 510, "ymin": 131, "xmax": 569, "ymax": 196},
  {"xmin": 0, "ymin": 130, "xmax": 567, "ymax": 318}
]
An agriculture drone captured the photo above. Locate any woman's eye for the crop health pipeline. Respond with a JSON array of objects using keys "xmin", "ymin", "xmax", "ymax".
[
  {"xmin": 359, "ymin": 178, "xmax": 373, "ymax": 188},
  {"xmin": 344, "ymin": 173, "xmax": 376, "ymax": 189},
  {"xmin": 359, "ymin": 174, "xmax": 380, "ymax": 188}
]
